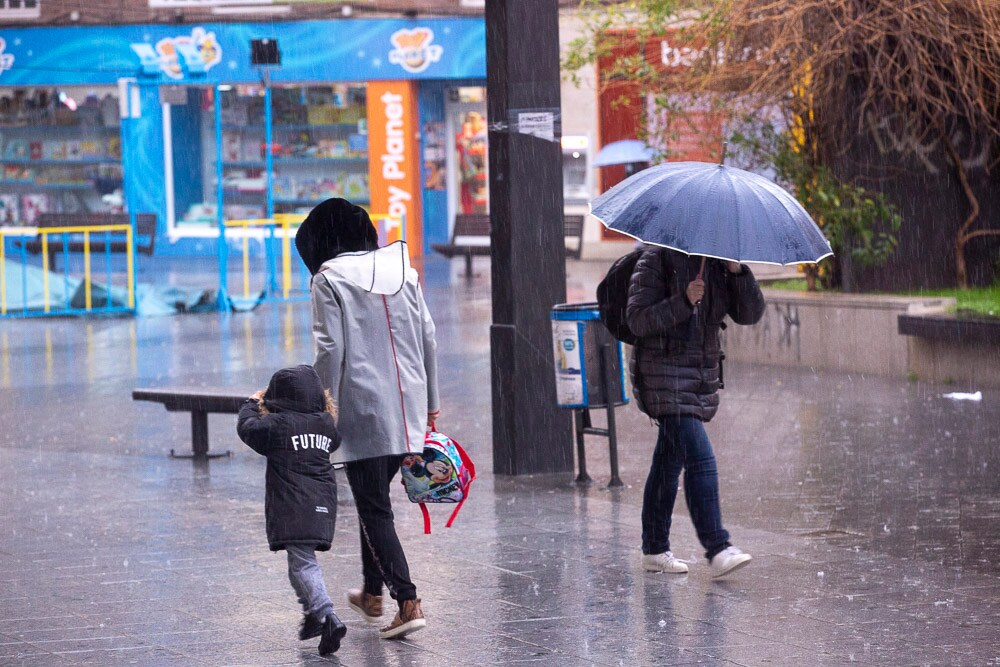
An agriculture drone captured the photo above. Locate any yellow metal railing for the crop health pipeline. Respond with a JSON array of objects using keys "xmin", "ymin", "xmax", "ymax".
[
  {"xmin": 224, "ymin": 214, "xmax": 403, "ymax": 301},
  {"xmin": 224, "ymin": 214, "xmax": 305, "ymax": 300},
  {"xmin": 0, "ymin": 224, "xmax": 135, "ymax": 316}
]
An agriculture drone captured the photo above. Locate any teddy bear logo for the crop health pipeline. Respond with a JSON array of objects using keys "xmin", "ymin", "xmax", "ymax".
[{"xmin": 388, "ymin": 28, "xmax": 443, "ymax": 74}]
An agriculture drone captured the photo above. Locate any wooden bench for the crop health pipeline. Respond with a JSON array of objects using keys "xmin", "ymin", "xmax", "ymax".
[
  {"xmin": 132, "ymin": 387, "xmax": 248, "ymax": 460},
  {"xmin": 431, "ymin": 213, "xmax": 491, "ymax": 278},
  {"xmin": 24, "ymin": 213, "xmax": 157, "ymax": 271},
  {"xmin": 432, "ymin": 213, "xmax": 585, "ymax": 278}
]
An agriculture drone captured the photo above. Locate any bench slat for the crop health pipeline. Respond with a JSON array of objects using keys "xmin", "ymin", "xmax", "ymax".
[
  {"xmin": 435, "ymin": 212, "xmax": 586, "ymax": 271},
  {"xmin": 132, "ymin": 388, "xmax": 250, "ymax": 413}
]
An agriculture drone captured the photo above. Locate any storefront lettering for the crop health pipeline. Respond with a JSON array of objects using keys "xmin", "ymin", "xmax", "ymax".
[
  {"xmin": 379, "ymin": 92, "xmax": 413, "ymax": 218},
  {"xmin": 660, "ymin": 38, "xmax": 704, "ymax": 69},
  {"xmin": 660, "ymin": 37, "xmax": 768, "ymax": 70},
  {"xmin": 381, "ymin": 91, "xmax": 406, "ymax": 181},
  {"xmin": 388, "ymin": 185, "xmax": 411, "ymax": 218},
  {"xmin": 368, "ymin": 81, "xmax": 420, "ymax": 249}
]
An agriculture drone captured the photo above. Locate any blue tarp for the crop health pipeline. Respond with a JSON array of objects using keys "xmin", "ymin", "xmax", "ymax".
[{"xmin": 2, "ymin": 261, "xmax": 260, "ymax": 316}]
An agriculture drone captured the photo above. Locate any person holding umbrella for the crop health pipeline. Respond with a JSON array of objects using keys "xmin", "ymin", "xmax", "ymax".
[
  {"xmin": 627, "ymin": 250, "xmax": 764, "ymax": 576},
  {"xmin": 590, "ymin": 154, "xmax": 833, "ymax": 576}
]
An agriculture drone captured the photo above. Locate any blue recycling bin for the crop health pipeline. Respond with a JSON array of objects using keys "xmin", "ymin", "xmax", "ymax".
[{"xmin": 550, "ymin": 302, "xmax": 628, "ymax": 409}]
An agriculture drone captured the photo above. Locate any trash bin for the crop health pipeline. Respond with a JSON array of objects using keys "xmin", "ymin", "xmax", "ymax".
[{"xmin": 550, "ymin": 302, "xmax": 628, "ymax": 409}]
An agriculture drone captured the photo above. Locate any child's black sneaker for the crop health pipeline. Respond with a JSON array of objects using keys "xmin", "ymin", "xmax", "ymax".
[
  {"xmin": 318, "ymin": 612, "xmax": 347, "ymax": 656},
  {"xmin": 299, "ymin": 613, "xmax": 324, "ymax": 641}
]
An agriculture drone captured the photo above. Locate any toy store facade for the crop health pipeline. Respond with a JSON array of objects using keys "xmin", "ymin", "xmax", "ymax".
[{"xmin": 0, "ymin": 18, "xmax": 487, "ymax": 256}]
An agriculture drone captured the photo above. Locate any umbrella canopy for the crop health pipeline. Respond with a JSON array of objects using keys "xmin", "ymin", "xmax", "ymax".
[
  {"xmin": 593, "ymin": 140, "xmax": 657, "ymax": 167},
  {"xmin": 589, "ymin": 161, "xmax": 833, "ymax": 265}
]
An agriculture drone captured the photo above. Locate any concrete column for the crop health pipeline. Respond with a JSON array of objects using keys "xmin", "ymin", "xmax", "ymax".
[{"xmin": 486, "ymin": 0, "xmax": 573, "ymax": 475}]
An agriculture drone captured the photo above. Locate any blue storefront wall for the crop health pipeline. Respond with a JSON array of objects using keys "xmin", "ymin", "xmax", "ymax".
[{"xmin": 0, "ymin": 19, "xmax": 486, "ymax": 256}]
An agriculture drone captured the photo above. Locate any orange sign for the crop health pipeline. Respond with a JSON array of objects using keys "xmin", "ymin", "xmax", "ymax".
[{"xmin": 366, "ymin": 80, "xmax": 422, "ymax": 254}]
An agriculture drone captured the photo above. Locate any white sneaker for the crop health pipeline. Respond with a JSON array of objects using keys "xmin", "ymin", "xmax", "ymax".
[
  {"xmin": 641, "ymin": 551, "xmax": 689, "ymax": 574},
  {"xmin": 710, "ymin": 546, "xmax": 752, "ymax": 578}
]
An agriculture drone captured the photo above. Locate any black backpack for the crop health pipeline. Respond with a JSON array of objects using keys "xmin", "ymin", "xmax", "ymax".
[{"xmin": 596, "ymin": 249, "xmax": 645, "ymax": 345}]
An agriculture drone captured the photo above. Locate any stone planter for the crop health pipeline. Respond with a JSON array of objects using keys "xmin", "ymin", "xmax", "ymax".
[
  {"xmin": 898, "ymin": 313, "xmax": 1000, "ymax": 388},
  {"xmin": 721, "ymin": 289, "xmax": 958, "ymax": 380}
]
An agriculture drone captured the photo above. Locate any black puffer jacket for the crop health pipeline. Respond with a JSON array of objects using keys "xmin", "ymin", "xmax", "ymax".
[
  {"xmin": 237, "ymin": 365, "xmax": 342, "ymax": 551},
  {"xmin": 626, "ymin": 248, "xmax": 765, "ymax": 421}
]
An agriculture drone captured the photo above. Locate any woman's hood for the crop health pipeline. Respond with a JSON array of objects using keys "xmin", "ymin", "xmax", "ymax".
[
  {"xmin": 319, "ymin": 241, "xmax": 418, "ymax": 295},
  {"xmin": 264, "ymin": 365, "xmax": 327, "ymax": 414},
  {"xmin": 295, "ymin": 198, "xmax": 379, "ymax": 275}
]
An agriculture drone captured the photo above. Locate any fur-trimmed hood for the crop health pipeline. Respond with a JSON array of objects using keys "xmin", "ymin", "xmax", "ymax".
[{"xmin": 259, "ymin": 365, "xmax": 337, "ymax": 417}]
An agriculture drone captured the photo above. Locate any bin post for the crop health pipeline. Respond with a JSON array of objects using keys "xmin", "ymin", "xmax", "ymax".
[
  {"xmin": 573, "ymin": 410, "xmax": 592, "ymax": 485},
  {"xmin": 600, "ymin": 343, "xmax": 623, "ymax": 488}
]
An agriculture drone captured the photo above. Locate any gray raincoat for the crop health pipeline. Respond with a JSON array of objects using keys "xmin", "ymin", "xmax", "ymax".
[{"xmin": 311, "ymin": 241, "xmax": 439, "ymax": 464}]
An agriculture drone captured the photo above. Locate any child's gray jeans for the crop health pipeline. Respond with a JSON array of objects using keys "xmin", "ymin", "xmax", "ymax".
[{"xmin": 286, "ymin": 545, "xmax": 334, "ymax": 619}]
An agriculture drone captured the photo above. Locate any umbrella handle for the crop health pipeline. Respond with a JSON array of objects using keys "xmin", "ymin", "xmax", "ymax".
[{"xmin": 689, "ymin": 256, "xmax": 707, "ymax": 341}]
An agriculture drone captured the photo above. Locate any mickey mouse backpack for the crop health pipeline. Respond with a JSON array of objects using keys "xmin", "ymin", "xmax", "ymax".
[{"xmin": 400, "ymin": 425, "xmax": 476, "ymax": 534}]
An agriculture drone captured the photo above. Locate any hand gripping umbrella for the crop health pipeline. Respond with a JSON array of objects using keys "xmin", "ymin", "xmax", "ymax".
[{"xmin": 589, "ymin": 161, "xmax": 832, "ymax": 266}]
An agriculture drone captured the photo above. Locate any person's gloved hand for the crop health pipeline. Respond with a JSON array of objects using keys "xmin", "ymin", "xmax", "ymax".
[{"xmin": 686, "ymin": 279, "xmax": 705, "ymax": 306}]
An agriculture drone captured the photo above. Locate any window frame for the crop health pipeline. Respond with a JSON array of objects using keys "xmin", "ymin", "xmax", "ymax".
[{"xmin": 0, "ymin": 0, "xmax": 41, "ymax": 20}]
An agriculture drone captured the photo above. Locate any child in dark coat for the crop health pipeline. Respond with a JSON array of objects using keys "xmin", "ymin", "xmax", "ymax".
[{"xmin": 237, "ymin": 365, "xmax": 347, "ymax": 656}]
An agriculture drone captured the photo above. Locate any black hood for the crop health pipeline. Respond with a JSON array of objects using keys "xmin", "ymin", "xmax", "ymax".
[
  {"xmin": 295, "ymin": 198, "xmax": 379, "ymax": 275},
  {"xmin": 264, "ymin": 365, "xmax": 327, "ymax": 414}
]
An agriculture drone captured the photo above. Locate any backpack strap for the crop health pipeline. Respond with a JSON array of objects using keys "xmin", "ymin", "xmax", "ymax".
[
  {"xmin": 444, "ymin": 442, "xmax": 477, "ymax": 529},
  {"xmin": 420, "ymin": 502, "xmax": 432, "ymax": 535}
]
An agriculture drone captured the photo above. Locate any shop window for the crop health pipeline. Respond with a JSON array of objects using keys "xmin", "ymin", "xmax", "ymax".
[
  {"xmin": 0, "ymin": 86, "xmax": 123, "ymax": 226},
  {"xmin": 451, "ymin": 87, "xmax": 485, "ymax": 104},
  {"xmin": 453, "ymin": 109, "xmax": 488, "ymax": 215},
  {"xmin": 0, "ymin": 0, "xmax": 41, "ymax": 19},
  {"xmin": 170, "ymin": 83, "xmax": 369, "ymax": 232}
]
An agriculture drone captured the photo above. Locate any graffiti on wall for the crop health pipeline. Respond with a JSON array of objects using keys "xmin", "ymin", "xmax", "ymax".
[
  {"xmin": 866, "ymin": 111, "xmax": 993, "ymax": 175},
  {"xmin": 725, "ymin": 300, "xmax": 802, "ymax": 364}
]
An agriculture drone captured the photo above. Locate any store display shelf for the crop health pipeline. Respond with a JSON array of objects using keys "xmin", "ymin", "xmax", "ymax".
[
  {"xmin": 0, "ymin": 158, "xmax": 120, "ymax": 166},
  {"xmin": 0, "ymin": 124, "xmax": 118, "ymax": 132},
  {"xmin": 223, "ymin": 157, "xmax": 368, "ymax": 167},
  {"xmin": 0, "ymin": 180, "xmax": 94, "ymax": 190},
  {"xmin": 222, "ymin": 123, "xmax": 359, "ymax": 132},
  {"xmin": 223, "ymin": 188, "xmax": 266, "ymax": 196},
  {"xmin": 222, "ymin": 160, "xmax": 266, "ymax": 168},
  {"xmin": 275, "ymin": 198, "xmax": 370, "ymax": 206},
  {"xmin": 278, "ymin": 157, "xmax": 368, "ymax": 165}
]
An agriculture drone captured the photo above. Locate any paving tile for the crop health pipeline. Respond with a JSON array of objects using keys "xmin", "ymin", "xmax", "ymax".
[{"xmin": 1, "ymin": 258, "xmax": 999, "ymax": 666}]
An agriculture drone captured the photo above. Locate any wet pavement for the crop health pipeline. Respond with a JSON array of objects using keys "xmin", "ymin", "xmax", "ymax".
[{"xmin": 1, "ymin": 256, "xmax": 999, "ymax": 666}]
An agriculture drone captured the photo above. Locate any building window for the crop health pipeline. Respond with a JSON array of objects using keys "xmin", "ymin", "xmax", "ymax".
[{"xmin": 0, "ymin": 0, "xmax": 41, "ymax": 19}]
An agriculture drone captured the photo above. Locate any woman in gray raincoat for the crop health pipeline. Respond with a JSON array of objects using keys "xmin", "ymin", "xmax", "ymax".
[{"xmin": 296, "ymin": 198, "xmax": 439, "ymax": 641}]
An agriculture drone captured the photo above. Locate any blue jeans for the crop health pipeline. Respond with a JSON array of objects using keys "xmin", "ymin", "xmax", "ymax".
[{"xmin": 641, "ymin": 415, "xmax": 731, "ymax": 560}]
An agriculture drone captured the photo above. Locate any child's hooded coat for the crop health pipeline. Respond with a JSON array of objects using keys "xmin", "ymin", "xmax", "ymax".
[{"xmin": 237, "ymin": 365, "xmax": 341, "ymax": 551}]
